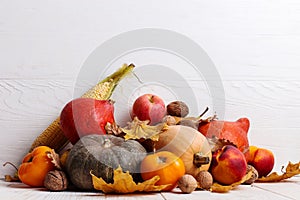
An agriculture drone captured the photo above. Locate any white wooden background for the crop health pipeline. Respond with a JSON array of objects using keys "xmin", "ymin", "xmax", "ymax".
[{"xmin": 0, "ymin": 0, "xmax": 300, "ymax": 199}]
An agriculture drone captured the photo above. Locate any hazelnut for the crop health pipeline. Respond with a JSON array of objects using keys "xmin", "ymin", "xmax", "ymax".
[
  {"xmin": 44, "ymin": 170, "xmax": 68, "ymax": 191},
  {"xmin": 177, "ymin": 119, "xmax": 198, "ymax": 130},
  {"xmin": 177, "ymin": 174, "xmax": 198, "ymax": 194},
  {"xmin": 244, "ymin": 165, "xmax": 259, "ymax": 185},
  {"xmin": 167, "ymin": 101, "xmax": 189, "ymax": 117},
  {"xmin": 195, "ymin": 171, "xmax": 213, "ymax": 190},
  {"xmin": 162, "ymin": 115, "xmax": 177, "ymax": 125}
]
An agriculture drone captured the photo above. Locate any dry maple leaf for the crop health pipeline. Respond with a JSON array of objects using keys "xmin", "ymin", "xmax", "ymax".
[
  {"xmin": 256, "ymin": 161, "xmax": 300, "ymax": 182},
  {"xmin": 91, "ymin": 166, "xmax": 169, "ymax": 193},
  {"xmin": 121, "ymin": 117, "xmax": 166, "ymax": 141},
  {"xmin": 46, "ymin": 149, "xmax": 62, "ymax": 170},
  {"xmin": 207, "ymin": 136, "xmax": 237, "ymax": 153},
  {"xmin": 105, "ymin": 122, "xmax": 123, "ymax": 136},
  {"xmin": 210, "ymin": 169, "xmax": 253, "ymax": 193}
]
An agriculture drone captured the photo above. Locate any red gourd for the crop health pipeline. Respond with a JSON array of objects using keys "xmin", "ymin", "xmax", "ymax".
[
  {"xmin": 198, "ymin": 118, "xmax": 250, "ymax": 154},
  {"xmin": 60, "ymin": 98, "xmax": 115, "ymax": 144}
]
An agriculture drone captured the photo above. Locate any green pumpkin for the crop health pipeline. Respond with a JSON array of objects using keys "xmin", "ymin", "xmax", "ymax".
[{"xmin": 66, "ymin": 134, "xmax": 147, "ymax": 190}]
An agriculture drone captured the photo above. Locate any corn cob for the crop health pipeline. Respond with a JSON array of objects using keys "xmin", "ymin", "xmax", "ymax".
[{"xmin": 29, "ymin": 63, "xmax": 135, "ymax": 152}]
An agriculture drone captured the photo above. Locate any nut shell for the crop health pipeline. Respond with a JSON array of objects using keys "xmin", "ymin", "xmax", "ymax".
[
  {"xmin": 162, "ymin": 115, "xmax": 177, "ymax": 125},
  {"xmin": 44, "ymin": 170, "xmax": 68, "ymax": 191},
  {"xmin": 244, "ymin": 165, "xmax": 259, "ymax": 184},
  {"xmin": 177, "ymin": 119, "xmax": 198, "ymax": 130},
  {"xmin": 196, "ymin": 171, "xmax": 213, "ymax": 190},
  {"xmin": 177, "ymin": 174, "xmax": 198, "ymax": 194},
  {"xmin": 167, "ymin": 101, "xmax": 189, "ymax": 117}
]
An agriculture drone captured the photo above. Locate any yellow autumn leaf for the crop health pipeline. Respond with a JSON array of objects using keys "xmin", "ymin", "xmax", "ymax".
[
  {"xmin": 210, "ymin": 169, "xmax": 253, "ymax": 193},
  {"xmin": 91, "ymin": 166, "xmax": 170, "ymax": 193},
  {"xmin": 257, "ymin": 161, "xmax": 300, "ymax": 182},
  {"xmin": 121, "ymin": 117, "xmax": 166, "ymax": 141}
]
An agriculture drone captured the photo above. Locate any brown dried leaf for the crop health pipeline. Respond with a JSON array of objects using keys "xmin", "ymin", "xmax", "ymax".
[
  {"xmin": 210, "ymin": 169, "xmax": 253, "ymax": 193},
  {"xmin": 105, "ymin": 122, "xmax": 123, "ymax": 136},
  {"xmin": 257, "ymin": 161, "xmax": 300, "ymax": 182},
  {"xmin": 121, "ymin": 117, "xmax": 166, "ymax": 141},
  {"xmin": 4, "ymin": 174, "xmax": 19, "ymax": 182},
  {"xmin": 208, "ymin": 136, "xmax": 237, "ymax": 153},
  {"xmin": 91, "ymin": 166, "xmax": 169, "ymax": 193},
  {"xmin": 46, "ymin": 149, "xmax": 61, "ymax": 170},
  {"xmin": 198, "ymin": 114, "xmax": 218, "ymax": 123}
]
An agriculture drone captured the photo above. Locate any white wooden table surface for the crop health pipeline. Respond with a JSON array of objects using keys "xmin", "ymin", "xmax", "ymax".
[
  {"xmin": 1, "ymin": 0, "xmax": 300, "ymax": 199},
  {"xmin": 1, "ymin": 176, "xmax": 300, "ymax": 200}
]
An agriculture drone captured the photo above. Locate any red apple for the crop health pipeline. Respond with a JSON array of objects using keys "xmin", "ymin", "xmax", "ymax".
[
  {"xmin": 60, "ymin": 98, "xmax": 115, "ymax": 144},
  {"xmin": 131, "ymin": 94, "xmax": 166, "ymax": 125}
]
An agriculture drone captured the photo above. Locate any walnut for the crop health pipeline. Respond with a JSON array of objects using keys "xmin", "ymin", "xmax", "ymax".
[
  {"xmin": 195, "ymin": 171, "xmax": 213, "ymax": 190},
  {"xmin": 44, "ymin": 170, "xmax": 68, "ymax": 191},
  {"xmin": 167, "ymin": 101, "xmax": 189, "ymax": 117},
  {"xmin": 177, "ymin": 174, "xmax": 198, "ymax": 194}
]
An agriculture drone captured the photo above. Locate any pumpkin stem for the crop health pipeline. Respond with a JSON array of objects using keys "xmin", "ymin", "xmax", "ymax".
[
  {"xmin": 157, "ymin": 156, "xmax": 167, "ymax": 164},
  {"xmin": 153, "ymin": 142, "xmax": 156, "ymax": 153},
  {"xmin": 103, "ymin": 139, "xmax": 111, "ymax": 148},
  {"xmin": 193, "ymin": 152, "xmax": 210, "ymax": 168}
]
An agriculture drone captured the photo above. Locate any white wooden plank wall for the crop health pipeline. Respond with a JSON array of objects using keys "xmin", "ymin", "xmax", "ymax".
[{"xmin": 0, "ymin": 1, "xmax": 300, "ymax": 199}]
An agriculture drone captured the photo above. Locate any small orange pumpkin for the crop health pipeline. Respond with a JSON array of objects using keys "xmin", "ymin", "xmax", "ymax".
[
  {"xmin": 155, "ymin": 125, "xmax": 211, "ymax": 177},
  {"xmin": 140, "ymin": 151, "xmax": 185, "ymax": 191}
]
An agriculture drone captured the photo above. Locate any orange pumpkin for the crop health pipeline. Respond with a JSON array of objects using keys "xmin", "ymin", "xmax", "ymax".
[
  {"xmin": 140, "ymin": 151, "xmax": 185, "ymax": 191},
  {"xmin": 155, "ymin": 125, "xmax": 212, "ymax": 177}
]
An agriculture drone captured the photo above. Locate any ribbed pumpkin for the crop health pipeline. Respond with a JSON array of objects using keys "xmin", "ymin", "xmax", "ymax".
[
  {"xmin": 66, "ymin": 134, "xmax": 147, "ymax": 190},
  {"xmin": 155, "ymin": 125, "xmax": 212, "ymax": 177}
]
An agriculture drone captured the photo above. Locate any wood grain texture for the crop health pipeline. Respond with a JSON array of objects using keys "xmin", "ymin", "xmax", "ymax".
[
  {"xmin": 254, "ymin": 177, "xmax": 300, "ymax": 200},
  {"xmin": 163, "ymin": 186, "xmax": 293, "ymax": 200},
  {"xmin": 1, "ymin": 0, "xmax": 300, "ymax": 198},
  {"xmin": 1, "ymin": 177, "xmax": 300, "ymax": 200},
  {"xmin": 1, "ymin": 0, "xmax": 300, "ymax": 80},
  {"xmin": 1, "ymin": 79, "xmax": 299, "ymax": 175},
  {"xmin": 0, "ymin": 79, "xmax": 72, "ymax": 177}
]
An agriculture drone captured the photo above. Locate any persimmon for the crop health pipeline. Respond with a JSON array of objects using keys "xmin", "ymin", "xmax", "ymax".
[{"xmin": 140, "ymin": 151, "xmax": 185, "ymax": 191}]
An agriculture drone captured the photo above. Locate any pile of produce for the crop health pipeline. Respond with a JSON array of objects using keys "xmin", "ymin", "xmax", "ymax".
[{"xmin": 4, "ymin": 63, "xmax": 300, "ymax": 194}]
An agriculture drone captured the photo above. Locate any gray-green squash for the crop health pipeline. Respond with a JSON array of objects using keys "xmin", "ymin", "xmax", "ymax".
[{"xmin": 66, "ymin": 134, "xmax": 147, "ymax": 190}]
